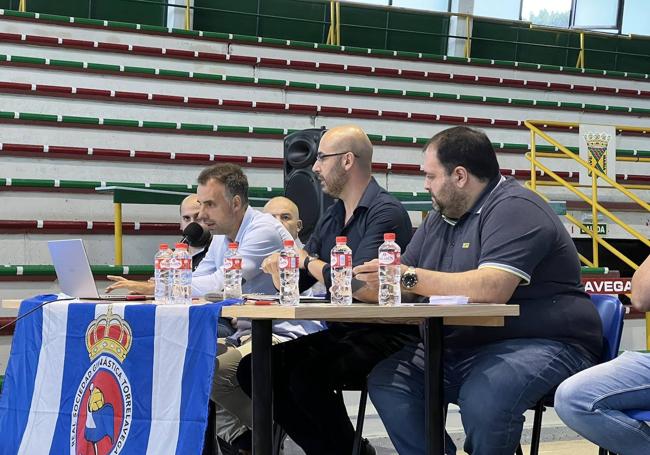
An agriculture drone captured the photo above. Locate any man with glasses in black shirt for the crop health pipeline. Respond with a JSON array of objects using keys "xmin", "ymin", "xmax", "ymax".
[{"xmin": 239, "ymin": 124, "xmax": 417, "ymax": 455}]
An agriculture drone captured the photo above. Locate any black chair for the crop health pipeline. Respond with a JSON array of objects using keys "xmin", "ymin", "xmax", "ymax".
[{"xmin": 515, "ymin": 295, "xmax": 625, "ymax": 455}]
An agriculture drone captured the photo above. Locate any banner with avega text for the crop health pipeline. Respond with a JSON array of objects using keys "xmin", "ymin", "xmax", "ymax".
[{"xmin": 0, "ymin": 295, "xmax": 224, "ymax": 455}]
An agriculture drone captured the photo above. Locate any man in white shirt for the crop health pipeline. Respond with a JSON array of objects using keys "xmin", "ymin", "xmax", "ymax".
[
  {"xmin": 106, "ymin": 165, "xmax": 322, "ymax": 453},
  {"xmin": 194, "ymin": 164, "xmax": 323, "ymax": 454}
]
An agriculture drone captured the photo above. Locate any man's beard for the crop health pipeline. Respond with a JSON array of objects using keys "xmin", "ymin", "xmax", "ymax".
[
  {"xmin": 431, "ymin": 184, "xmax": 467, "ymax": 219},
  {"xmin": 320, "ymin": 162, "xmax": 348, "ymax": 198}
]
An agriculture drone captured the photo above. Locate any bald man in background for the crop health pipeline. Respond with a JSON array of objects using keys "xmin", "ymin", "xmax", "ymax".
[
  {"xmin": 179, "ymin": 194, "xmax": 213, "ymax": 268},
  {"xmin": 240, "ymin": 125, "xmax": 417, "ymax": 455},
  {"xmin": 263, "ymin": 196, "xmax": 303, "ymax": 244},
  {"xmin": 263, "ymin": 196, "xmax": 327, "ymax": 297}
]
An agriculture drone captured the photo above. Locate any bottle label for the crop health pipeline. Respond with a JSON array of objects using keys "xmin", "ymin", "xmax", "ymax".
[
  {"xmin": 168, "ymin": 257, "xmax": 181, "ymax": 269},
  {"xmin": 279, "ymin": 256, "xmax": 298, "ymax": 270},
  {"xmin": 378, "ymin": 251, "xmax": 401, "ymax": 265},
  {"xmin": 181, "ymin": 258, "xmax": 192, "ymax": 270},
  {"xmin": 331, "ymin": 252, "xmax": 352, "ymax": 267},
  {"xmin": 224, "ymin": 257, "xmax": 242, "ymax": 270}
]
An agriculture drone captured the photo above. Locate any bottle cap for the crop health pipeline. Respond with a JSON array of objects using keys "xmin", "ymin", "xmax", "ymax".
[
  {"xmin": 383, "ymin": 233, "xmax": 396, "ymax": 241},
  {"xmin": 159, "ymin": 243, "xmax": 169, "ymax": 249},
  {"xmin": 283, "ymin": 239, "xmax": 294, "ymax": 247},
  {"xmin": 175, "ymin": 243, "xmax": 188, "ymax": 249},
  {"xmin": 228, "ymin": 242, "xmax": 239, "ymax": 249},
  {"xmin": 335, "ymin": 236, "xmax": 347, "ymax": 244}
]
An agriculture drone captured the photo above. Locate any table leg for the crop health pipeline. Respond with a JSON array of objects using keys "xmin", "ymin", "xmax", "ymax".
[
  {"xmin": 251, "ymin": 319, "xmax": 273, "ymax": 455},
  {"xmin": 424, "ymin": 317, "xmax": 444, "ymax": 455}
]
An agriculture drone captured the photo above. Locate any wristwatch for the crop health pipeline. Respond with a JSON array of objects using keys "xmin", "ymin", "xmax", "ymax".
[
  {"xmin": 303, "ymin": 254, "xmax": 318, "ymax": 273},
  {"xmin": 401, "ymin": 266, "xmax": 418, "ymax": 289}
]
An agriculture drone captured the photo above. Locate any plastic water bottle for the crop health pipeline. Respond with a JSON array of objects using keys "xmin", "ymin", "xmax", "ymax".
[
  {"xmin": 278, "ymin": 239, "xmax": 300, "ymax": 306},
  {"xmin": 378, "ymin": 233, "xmax": 401, "ymax": 306},
  {"xmin": 223, "ymin": 242, "xmax": 243, "ymax": 300},
  {"xmin": 169, "ymin": 243, "xmax": 192, "ymax": 305},
  {"xmin": 154, "ymin": 243, "xmax": 172, "ymax": 304},
  {"xmin": 330, "ymin": 236, "xmax": 352, "ymax": 305}
]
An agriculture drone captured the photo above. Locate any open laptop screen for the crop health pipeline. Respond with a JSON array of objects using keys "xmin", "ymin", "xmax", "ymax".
[{"xmin": 48, "ymin": 239, "xmax": 102, "ymax": 299}]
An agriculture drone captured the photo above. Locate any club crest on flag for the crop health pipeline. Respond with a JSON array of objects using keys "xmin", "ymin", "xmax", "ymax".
[{"xmin": 71, "ymin": 306, "xmax": 133, "ymax": 455}]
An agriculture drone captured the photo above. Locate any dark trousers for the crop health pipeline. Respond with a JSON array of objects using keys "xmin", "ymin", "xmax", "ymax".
[{"xmin": 237, "ymin": 324, "xmax": 419, "ymax": 455}]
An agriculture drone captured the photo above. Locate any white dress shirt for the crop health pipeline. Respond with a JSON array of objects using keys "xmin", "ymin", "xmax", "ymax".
[{"xmin": 192, "ymin": 206, "xmax": 323, "ymax": 340}]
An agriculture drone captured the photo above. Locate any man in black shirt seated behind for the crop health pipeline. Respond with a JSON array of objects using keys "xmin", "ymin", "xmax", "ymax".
[
  {"xmin": 238, "ymin": 124, "xmax": 418, "ymax": 455},
  {"xmin": 179, "ymin": 194, "xmax": 212, "ymax": 269}
]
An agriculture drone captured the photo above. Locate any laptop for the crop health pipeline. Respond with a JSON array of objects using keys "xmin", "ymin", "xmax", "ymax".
[{"xmin": 48, "ymin": 239, "xmax": 149, "ymax": 301}]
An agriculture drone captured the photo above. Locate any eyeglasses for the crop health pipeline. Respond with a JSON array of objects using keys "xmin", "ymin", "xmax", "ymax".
[{"xmin": 315, "ymin": 151, "xmax": 354, "ymax": 162}]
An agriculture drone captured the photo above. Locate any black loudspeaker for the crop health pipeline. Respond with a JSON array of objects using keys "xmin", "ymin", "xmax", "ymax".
[{"xmin": 284, "ymin": 128, "xmax": 334, "ymax": 243}]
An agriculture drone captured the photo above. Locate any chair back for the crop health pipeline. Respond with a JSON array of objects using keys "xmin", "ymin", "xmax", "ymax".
[
  {"xmin": 590, "ymin": 294, "xmax": 625, "ymax": 362},
  {"xmin": 625, "ymin": 409, "xmax": 650, "ymax": 421}
]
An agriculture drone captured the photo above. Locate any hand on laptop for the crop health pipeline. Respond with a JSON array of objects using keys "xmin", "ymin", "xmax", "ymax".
[{"xmin": 105, "ymin": 276, "xmax": 155, "ymax": 295}]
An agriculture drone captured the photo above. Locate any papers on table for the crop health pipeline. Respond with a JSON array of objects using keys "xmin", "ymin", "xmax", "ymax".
[
  {"xmin": 429, "ymin": 295, "xmax": 469, "ymax": 305},
  {"xmin": 399, "ymin": 295, "xmax": 469, "ymax": 306}
]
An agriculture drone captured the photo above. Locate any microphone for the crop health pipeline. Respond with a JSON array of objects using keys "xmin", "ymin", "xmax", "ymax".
[{"xmin": 181, "ymin": 222, "xmax": 212, "ymax": 248}]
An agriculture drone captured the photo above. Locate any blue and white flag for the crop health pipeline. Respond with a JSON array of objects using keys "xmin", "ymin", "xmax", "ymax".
[{"xmin": 0, "ymin": 295, "xmax": 227, "ymax": 455}]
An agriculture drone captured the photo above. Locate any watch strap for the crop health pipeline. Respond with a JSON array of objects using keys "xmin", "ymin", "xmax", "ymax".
[{"xmin": 303, "ymin": 254, "xmax": 317, "ymax": 274}]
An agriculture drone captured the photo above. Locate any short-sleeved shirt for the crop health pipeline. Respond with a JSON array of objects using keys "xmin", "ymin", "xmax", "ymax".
[
  {"xmin": 402, "ymin": 176, "xmax": 602, "ymax": 360},
  {"xmin": 302, "ymin": 177, "xmax": 413, "ymax": 292}
]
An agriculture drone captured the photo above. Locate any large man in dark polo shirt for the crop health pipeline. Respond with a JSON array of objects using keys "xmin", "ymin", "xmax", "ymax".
[
  {"xmin": 239, "ymin": 124, "xmax": 417, "ymax": 455},
  {"xmin": 354, "ymin": 126, "xmax": 602, "ymax": 455}
]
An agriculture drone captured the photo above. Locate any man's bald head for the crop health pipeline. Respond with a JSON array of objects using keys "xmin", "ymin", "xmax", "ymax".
[
  {"xmin": 263, "ymin": 196, "xmax": 302, "ymax": 240},
  {"xmin": 320, "ymin": 125, "xmax": 373, "ymax": 172},
  {"xmin": 179, "ymin": 194, "xmax": 201, "ymax": 231}
]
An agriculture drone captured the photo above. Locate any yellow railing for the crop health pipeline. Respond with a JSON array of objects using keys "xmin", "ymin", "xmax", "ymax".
[
  {"xmin": 576, "ymin": 32, "xmax": 585, "ymax": 69},
  {"xmin": 526, "ymin": 120, "xmax": 650, "ymax": 266},
  {"xmin": 326, "ymin": 1, "xmax": 341, "ymax": 46},
  {"xmin": 324, "ymin": 2, "xmax": 474, "ymax": 54},
  {"xmin": 463, "ymin": 14, "xmax": 472, "ymax": 59},
  {"xmin": 18, "ymin": 0, "xmax": 27, "ymax": 12},
  {"xmin": 525, "ymin": 120, "xmax": 650, "ymax": 346},
  {"xmin": 184, "ymin": 0, "xmax": 191, "ymax": 30}
]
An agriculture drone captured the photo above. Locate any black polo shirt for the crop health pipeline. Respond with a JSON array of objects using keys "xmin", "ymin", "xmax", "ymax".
[
  {"xmin": 302, "ymin": 177, "xmax": 413, "ymax": 292},
  {"xmin": 403, "ymin": 176, "xmax": 602, "ymax": 360}
]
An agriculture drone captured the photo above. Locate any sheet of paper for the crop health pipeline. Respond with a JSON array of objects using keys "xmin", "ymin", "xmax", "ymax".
[{"xmin": 428, "ymin": 295, "xmax": 469, "ymax": 305}]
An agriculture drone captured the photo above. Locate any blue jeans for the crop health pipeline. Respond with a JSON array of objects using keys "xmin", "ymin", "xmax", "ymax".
[
  {"xmin": 555, "ymin": 351, "xmax": 650, "ymax": 455},
  {"xmin": 368, "ymin": 338, "xmax": 595, "ymax": 455}
]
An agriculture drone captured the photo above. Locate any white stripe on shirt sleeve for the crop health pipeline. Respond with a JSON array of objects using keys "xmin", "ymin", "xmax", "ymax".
[{"xmin": 478, "ymin": 262, "xmax": 531, "ymax": 285}]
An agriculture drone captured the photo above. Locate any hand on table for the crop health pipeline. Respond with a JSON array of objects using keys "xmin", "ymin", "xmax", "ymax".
[
  {"xmin": 105, "ymin": 276, "xmax": 155, "ymax": 295},
  {"xmin": 261, "ymin": 252, "xmax": 282, "ymax": 290},
  {"xmin": 352, "ymin": 259, "xmax": 381, "ymax": 288}
]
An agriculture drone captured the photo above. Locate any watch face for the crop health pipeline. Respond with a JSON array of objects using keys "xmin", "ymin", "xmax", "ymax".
[{"xmin": 402, "ymin": 271, "xmax": 418, "ymax": 289}]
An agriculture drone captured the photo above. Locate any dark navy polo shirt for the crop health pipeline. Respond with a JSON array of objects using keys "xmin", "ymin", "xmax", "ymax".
[
  {"xmin": 302, "ymin": 177, "xmax": 413, "ymax": 292},
  {"xmin": 403, "ymin": 176, "xmax": 602, "ymax": 360}
]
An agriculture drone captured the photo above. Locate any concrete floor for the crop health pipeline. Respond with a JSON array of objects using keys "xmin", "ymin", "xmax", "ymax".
[
  {"xmin": 283, "ymin": 437, "xmax": 603, "ymax": 454},
  {"xmin": 517, "ymin": 439, "xmax": 602, "ymax": 455},
  {"xmin": 279, "ymin": 392, "xmax": 604, "ymax": 454}
]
